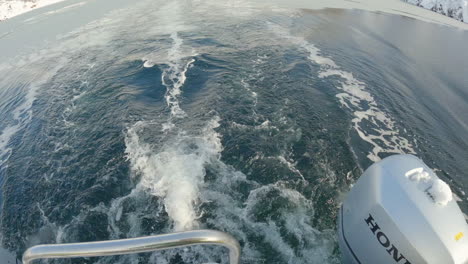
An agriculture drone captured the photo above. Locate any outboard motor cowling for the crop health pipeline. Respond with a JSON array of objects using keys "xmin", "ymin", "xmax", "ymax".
[{"xmin": 338, "ymin": 154, "xmax": 468, "ymax": 264}]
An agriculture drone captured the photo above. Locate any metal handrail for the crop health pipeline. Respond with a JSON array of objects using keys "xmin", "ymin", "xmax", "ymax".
[{"xmin": 22, "ymin": 229, "xmax": 241, "ymax": 264}]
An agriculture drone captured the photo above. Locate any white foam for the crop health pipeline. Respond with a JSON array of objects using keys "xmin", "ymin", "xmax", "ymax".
[
  {"xmin": 161, "ymin": 33, "xmax": 195, "ymax": 119},
  {"xmin": 231, "ymin": 120, "xmax": 278, "ymax": 131},
  {"xmin": 0, "ymin": 124, "xmax": 20, "ymax": 164},
  {"xmin": 24, "ymin": 203, "xmax": 64, "ymax": 247},
  {"xmin": 125, "ymin": 117, "xmax": 222, "ymax": 231},
  {"xmin": 105, "ymin": 188, "xmax": 142, "ymax": 239},
  {"xmin": 202, "ymin": 179, "xmax": 338, "ymax": 263},
  {"xmin": 143, "ymin": 29, "xmax": 197, "ymax": 125},
  {"xmin": 61, "ymin": 64, "xmax": 93, "ymax": 126},
  {"xmin": 268, "ymin": 22, "xmax": 415, "ymax": 162},
  {"xmin": 240, "ymin": 79, "xmax": 258, "ymax": 107},
  {"xmin": 277, "ymin": 155, "xmax": 306, "ymax": 181},
  {"xmin": 142, "ymin": 59, "xmax": 155, "ymax": 68}
]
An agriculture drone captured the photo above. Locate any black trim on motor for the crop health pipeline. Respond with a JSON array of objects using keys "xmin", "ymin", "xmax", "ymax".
[{"xmin": 340, "ymin": 206, "xmax": 362, "ymax": 264}]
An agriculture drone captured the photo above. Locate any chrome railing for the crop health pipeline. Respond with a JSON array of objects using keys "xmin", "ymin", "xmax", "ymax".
[{"xmin": 22, "ymin": 229, "xmax": 241, "ymax": 264}]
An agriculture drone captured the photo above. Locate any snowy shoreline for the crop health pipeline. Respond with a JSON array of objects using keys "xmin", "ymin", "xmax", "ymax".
[
  {"xmin": 1, "ymin": 0, "xmax": 467, "ymax": 25},
  {"xmin": 403, "ymin": 0, "xmax": 468, "ymax": 23},
  {"xmin": 0, "ymin": 0, "xmax": 65, "ymax": 21}
]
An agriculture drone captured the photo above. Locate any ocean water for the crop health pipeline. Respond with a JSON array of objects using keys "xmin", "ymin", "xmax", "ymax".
[{"xmin": 0, "ymin": 1, "xmax": 467, "ymax": 263}]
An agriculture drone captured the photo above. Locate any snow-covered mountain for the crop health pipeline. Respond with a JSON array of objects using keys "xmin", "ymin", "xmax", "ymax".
[{"xmin": 403, "ymin": 0, "xmax": 468, "ymax": 22}]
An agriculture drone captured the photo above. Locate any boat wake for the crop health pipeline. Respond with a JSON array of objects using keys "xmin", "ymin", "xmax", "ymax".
[
  {"xmin": 0, "ymin": 58, "xmax": 68, "ymax": 169},
  {"xmin": 125, "ymin": 117, "xmax": 222, "ymax": 231},
  {"xmin": 267, "ymin": 22, "xmax": 415, "ymax": 163},
  {"xmin": 4, "ymin": 1, "xmax": 460, "ymax": 264}
]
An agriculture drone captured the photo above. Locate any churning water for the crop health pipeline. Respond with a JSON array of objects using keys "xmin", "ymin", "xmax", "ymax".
[{"xmin": 0, "ymin": 0, "xmax": 467, "ymax": 263}]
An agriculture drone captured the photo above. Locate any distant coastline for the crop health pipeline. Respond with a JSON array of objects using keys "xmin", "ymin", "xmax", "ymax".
[
  {"xmin": 403, "ymin": 0, "xmax": 468, "ymax": 23},
  {"xmin": 0, "ymin": 0, "xmax": 65, "ymax": 21},
  {"xmin": 0, "ymin": 0, "xmax": 467, "ymax": 26}
]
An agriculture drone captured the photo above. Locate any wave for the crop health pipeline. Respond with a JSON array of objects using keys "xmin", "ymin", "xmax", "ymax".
[
  {"xmin": 0, "ymin": 59, "xmax": 68, "ymax": 168},
  {"xmin": 267, "ymin": 22, "xmax": 415, "ymax": 162},
  {"xmin": 125, "ymin": 117, "xmax": 222, "ymax": 231},
  {"xmin": 201, "ymin": 177, "xmax": 339, "ymax": 263},
  {"xmin": 126, "ymin": 12, "xmax": 214, "ymax": 231},
  {"xmin": 161, "ymin": 33, "xmax": 196, "ymax": 121},
  {"xmin": 0, "ymin": 4, "xmax": 363, "ymax": 263}
]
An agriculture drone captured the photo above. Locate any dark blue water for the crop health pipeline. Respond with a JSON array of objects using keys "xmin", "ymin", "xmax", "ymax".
[{"xmin": 0, "ymin": 1, "xmax": 467, "ymax": 263}]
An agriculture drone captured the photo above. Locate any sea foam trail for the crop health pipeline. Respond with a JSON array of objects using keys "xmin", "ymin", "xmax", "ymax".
[
  {"xmin": 125, "ymin": 118, "xmax": 222, "ymax": 231},
  {"xmin": 267, "ymin": 23, "xmax": 415, "ymax": 162},
  {"xmin": 200, "ymin": 175, "xmax": 339, "ymax": 264},
  {"xmin": 161, "ymin": 32, "xmax": 195, "ymax": 121},
  {"xmin": 124, "ymin": 0, "xmax": 212, "ymax": 231},
  {"xmin": 140, "ymin": 2, "xmax": 198, "ymax": 130},
  {"xmin": 143, "ymin": 32, "xmax": 193, "ymax": 122},
  {"xmin": 0, "ymin": 59, "xmax": 67, "ymax": 167}
]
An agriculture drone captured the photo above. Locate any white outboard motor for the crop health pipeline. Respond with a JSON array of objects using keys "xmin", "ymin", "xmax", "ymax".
[{"xmin": 338, "ymin": 154, "xmax": 468, "ymax": 264}]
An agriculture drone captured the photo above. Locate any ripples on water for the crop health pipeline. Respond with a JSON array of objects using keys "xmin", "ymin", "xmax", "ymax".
[{"xmin": 0, "ymin": 0, "xmax": 467, "ymax": 263}]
